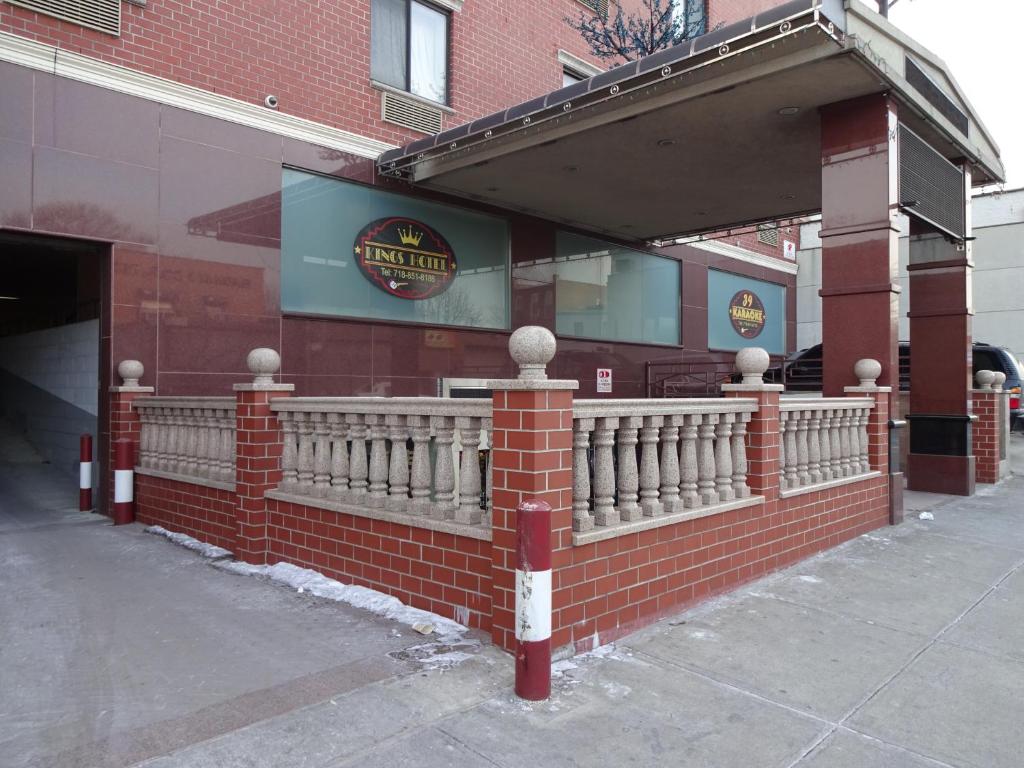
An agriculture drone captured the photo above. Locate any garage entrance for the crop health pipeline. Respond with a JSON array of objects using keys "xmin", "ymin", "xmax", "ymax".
[{"xmin": 0, "ymin": 231, "xmax": 107, "ymax": 497}]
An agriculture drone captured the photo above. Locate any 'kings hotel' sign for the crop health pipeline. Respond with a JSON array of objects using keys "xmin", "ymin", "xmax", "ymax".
[{"xmin": 353, "ymin": 217, "xmax": 457, "ymax": 300}]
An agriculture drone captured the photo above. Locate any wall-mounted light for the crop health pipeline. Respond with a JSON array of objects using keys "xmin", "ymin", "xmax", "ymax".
[{"xmin": 777, "ymin": 106, "xmax": 800, "ymax": 116}]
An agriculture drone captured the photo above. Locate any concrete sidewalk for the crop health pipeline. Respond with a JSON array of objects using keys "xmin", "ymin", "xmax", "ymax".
[{"xmin": 3, "ymin": 426, "xmax": 1023, "ymax": 768}]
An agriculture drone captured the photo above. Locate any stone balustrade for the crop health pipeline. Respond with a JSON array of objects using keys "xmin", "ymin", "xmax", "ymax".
[
  {"xmin": 570, "ymin": 399, "xmax": 759, "ymax": 533},
  {"xmin": 133, "ymin": 397, "xmax": 237, "ymax": 487},
  {"xmin": 778, "ymin": 397, "xmax": 875, "ymax": 492},
  {"xmin": 269, "ymin": 397, "xmax": 493, "ymax": 529}
]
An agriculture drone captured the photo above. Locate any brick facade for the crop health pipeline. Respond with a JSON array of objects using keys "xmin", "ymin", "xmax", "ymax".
[{"xmin": 0, "ymin": 0, "xmax": 649, "ymax": 148}]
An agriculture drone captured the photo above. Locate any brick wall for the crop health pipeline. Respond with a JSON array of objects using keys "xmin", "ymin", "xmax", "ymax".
[
  {"xmin": 265, "ymin": 498, "xmax": 493, "ymax": 630},
  {"xmin": 136, "ymin": 474, "xmax": 238, "ymax": 551},
  {"xmin": 1, "ymin": 0, "xmax": 644, "ymax": 147},
  {"xmin": 554, "ymin": 474, "xmax": 889, "ymax": 652},
  {"xmin": 0, "ymin": 0, "xmax": 773, "ymax": 148}
]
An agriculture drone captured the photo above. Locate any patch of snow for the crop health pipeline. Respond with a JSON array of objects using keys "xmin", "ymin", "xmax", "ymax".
[
  {"xmin": 918, "ymin": 512, "xmax": 935, "ymax": 521},
  {"xmin": 146, "ymin": 526, "xmax": 232, "ymax": 560},
  {"xmin": 217, "ymin": 560, "xmax": 466, "ymax": 639},
  {"xmin": 600, "ymin": 680, "xmax": 632, "ymax": 698},
  {"xmin": 797, "ymin": 575, "xmax": 824, "ymax": 584},
  {"xmin": 687, "ymin": 629, "xmax": 717, "ymax": 640}
]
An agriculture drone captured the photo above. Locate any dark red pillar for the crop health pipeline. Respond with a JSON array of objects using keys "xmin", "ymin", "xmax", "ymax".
[
  {"xmin": 906, "ymin": 164, "xmax": 975, "ymax": 495},
  {"xmin": 819, "ymin": 95, "xmax": 902, "ymax": 397}
]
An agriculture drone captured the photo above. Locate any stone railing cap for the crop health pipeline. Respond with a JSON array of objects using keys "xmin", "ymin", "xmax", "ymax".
[{"xmin": 509, "ymin": 326, "xmax": 556, "ymax": 381}]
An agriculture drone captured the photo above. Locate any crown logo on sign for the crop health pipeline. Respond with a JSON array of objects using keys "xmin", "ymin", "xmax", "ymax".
[{"xmin": 397, "ymin": 225, "xmax": 423, "ymax": 247}]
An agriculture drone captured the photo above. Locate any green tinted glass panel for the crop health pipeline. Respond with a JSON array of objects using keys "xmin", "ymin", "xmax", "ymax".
[
  {"xmin": 281, "ymin": 169, "xmax": 509, "ymax": 329},
  {"xmin": 548, "ymin": 232, "xmax": 680, "ymax": 345},
  {"xmin": 707, "ymin": 269, "xmax": 786, "ymax": 354}
]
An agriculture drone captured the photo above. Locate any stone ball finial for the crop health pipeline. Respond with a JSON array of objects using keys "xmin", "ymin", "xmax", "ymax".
[
  {"xmin": 735, "ymin": 347, "xmax": 770, "ymax": 385},
  {"xmin": 247, "ymin": 348, "xmax": 281, "ymax": 385},
  {"xmin": 854, "ymin": 358, "xmax": 882, "ymax": 388},
  {"xmin": 992, "ymin": 371, "xmax": 1006, "ymax": 391},
  {"xmin": 509, "ymin": 326, "xmax": 557, "ymax": 380},
  {"xmin": 975, "ymin": 369, "xmax": 995, "ymax": 390},
  {"xmin": 117, "ymin": 359, "xmax": 144, "ymax": 387}
]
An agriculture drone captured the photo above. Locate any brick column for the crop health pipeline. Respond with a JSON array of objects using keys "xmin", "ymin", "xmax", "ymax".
[
  {"xmin": 233, "ymin": 348, "xmax": 294, "ymax": 564},
  {"xmin": 845, "ymin": 359, "xmax": 897, "ymax": 523},
  {"xmin": 107, "ymin": 360, "xmax": 153, "ymax": 516},
  {"xmin": 488, "ymin": 327, "xmax": 577, "ymax": 653},
  {"xmin": 721, "ymin": 348, "xmax": 783, "ymax": 503},
  {"xmin": 972, "ymin": 371, "xmax": 1000, "ymax": 485}
]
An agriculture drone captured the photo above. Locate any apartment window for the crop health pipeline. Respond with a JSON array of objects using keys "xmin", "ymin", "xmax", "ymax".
[
  {"xmin": 371, "ymin": 0, "xmax": 450, "ymax": 104},
  {"xmin": 677, "ymin": 0, "xmax": 709, "ymax": 36},
  {"xmin": 562, "ymin": 68, "xmax": 585, "ymax": 88},
  {"xmin": 578, "ymin": 0, "xmax": 610, "ymax": 15}
]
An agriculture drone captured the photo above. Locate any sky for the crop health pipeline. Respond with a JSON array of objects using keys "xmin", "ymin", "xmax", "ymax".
[{"xmin": 888, "ymin": 0, "xmax": 1024, "ymax": 189}]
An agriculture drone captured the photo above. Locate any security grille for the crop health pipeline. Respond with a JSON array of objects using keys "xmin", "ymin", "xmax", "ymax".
[
  {"xmin": 381, "ymin": 91, "xmax": 443, "ymax": 135},
  {"xmin": 898, "ymin": 123, "xmax": 966, "ymax": 239},
  {"xmin": 5, "ymin": 0, "xmax": 120, "ymax": 35},
  {"xmin": 756, "ymin": 223, "xmax": 779, "ymax": 246},
  {"xmin": 905, "ymin": 57, "xmax": 969, "ymax": 137}
]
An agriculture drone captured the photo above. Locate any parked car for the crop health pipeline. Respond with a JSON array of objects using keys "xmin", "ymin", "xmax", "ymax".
[{"xmin": 771, "ymin": 342, "xmax": 1021, "ymax": 427}]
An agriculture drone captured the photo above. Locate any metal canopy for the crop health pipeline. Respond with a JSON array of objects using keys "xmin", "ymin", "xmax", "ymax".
[{"xmin": 377, "ymin": 0, "xmax": 1004, "ymax": 243}]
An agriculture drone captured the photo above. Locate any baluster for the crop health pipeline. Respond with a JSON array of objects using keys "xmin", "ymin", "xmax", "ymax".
[
  {"xmin": 366, "ymin": 414, "xmax": 389, "ymax": 507},
  {"xmin": 819, "ymin": 408, "xmax": 833, "ymax": 482},
  {"xmin": 195, "ymin": 408, "xmax": 211, "ymax": 479},
  {"xmin": 593, "ymin": 417, "xmax": 619, "ymax": 526},
  {"xmin": 783, "ymin": 411, "xmax": 799, "ymax": 489},
  {"xmin": 698, "ymin": 413, "xmax": 719, "ymax": 505},
  {"xmin": 167, "ymin": 408, "xmax": 183, "ymax": 474},
  {"xmin": 640, "ymin": 415, "xmax": 663, "ymax": 516},
  {"xmin": 483, "ymin": 418, "xmax": 493, "ymax": 527},
  {"xmin": 296, "ymin": 413, "xmax": 315, "ymax": 494},
  {"xmin": 407, "ymin": 415, "xmax": 431, "ymax": 515},
  {"xmin": 659, "ymin": 417, "xmax": 682, "ymax": 514},
  {"xmin": 616, "ymin": 416, "xmax": 641, "ymax": 521},
  {"xmin": 715, "ymin": 413, "xmax": 735, "ymax": 502},
  {"xmin": 807, "ymin": 409, "xmax": 822, "ymax": 484},
  {"xmin": 859, "ymin": 408, "xmax": 871, "ymax": 473},
  {"xmin": 326, "ymin": 412, "xmax": 350, "ymax": 500},
  {"xmin": 385, "ymin": 414, "xmax": 410, "ymax": 511},
  {"xmin": 431, "ymin": 415, "xmax": 456, "ymax": 519},
  {"xmin": 182, "ymin": 409, "xmax": 199, "ymax": 476},
  {"xmin": 154, "ymin": 408, "xmax": 170, "ymax": 472},
  {"xmin": 732, "ymin": 413, "xmax": 750, "ymax": 499},
  {"xmin": 795, "ymin": 411, "xmax": 810, "ymax": 487},
  {"xmin": 137, "ymin": 411, "xmax": 151, "ymax": 468},
  {"xmin": 778, "ymin": 414, "xmax": 787, "ymax": 491},
  {"xmin": 839, "ymin": 411, "xmax": 852, "ymax": 477},
  {"xmin": 219, "ymin": 407, "xmax": 234, "ymax": 483},
  {"xmin": 347, "ymin": 414, "xmax": 369, "ymax": 500},
  {"xmin": 279, "ymin": 411, "xmax": 298, "ymax": 490},
  {"xmin": 312, "ymin": 412, "xmax": 332, "ymax": 497},
  {"xmin": 455, "ymin": 416, "xmax": 482, "ymax": 524},
  {"xmin": 829, "ymin": 412, "xmax": 843, "ymax": 480},
  {"xmin": 680, "ymin": 414, "xmax": 700, "ymax": 508},
  {"xmin": 847, "ymin": 407, "xmax": 862, "ymax": 475},
  {"xmin": 572, "ymin": 418, "xmax": 595, "ymax": 532}
]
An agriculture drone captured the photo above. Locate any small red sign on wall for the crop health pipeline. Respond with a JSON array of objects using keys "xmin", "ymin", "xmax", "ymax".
[{"xmin": 597, "ymin": 368, "xmax": 612, "ymax": 393}]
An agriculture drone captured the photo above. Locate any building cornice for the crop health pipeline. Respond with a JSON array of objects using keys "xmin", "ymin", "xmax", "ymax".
[
  {"xmin": 557, "ymin": 49, "xmax": 604, "ymax": 78},
  {"xmin": 687, "ymin": 239, "xmax": 799, "ymax": 276},
  {"xmin": 0, "ymin": 31, "xmax": 394, "ymax": 160}
]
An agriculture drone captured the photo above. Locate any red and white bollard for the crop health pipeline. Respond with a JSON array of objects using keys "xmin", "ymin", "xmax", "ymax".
[
  {"xmin": 113, "ymin": 438, "xmax": 135, "ymax": 525},
  {"xmin": 79, "ymin": 434, "xmax": 93, "ymax": 512},
  {"xmin": 514, "ymin": 499, "xmax": 552, "ymax": 701}
]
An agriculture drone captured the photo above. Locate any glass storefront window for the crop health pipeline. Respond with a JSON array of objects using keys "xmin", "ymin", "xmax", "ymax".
[
  {"xmin": 281, "ymin": 169, "xmax": 509, "ymax": 330},
  {"xmin": 519, "ymin": 232, "xmax": 680, "ymax": 345}
]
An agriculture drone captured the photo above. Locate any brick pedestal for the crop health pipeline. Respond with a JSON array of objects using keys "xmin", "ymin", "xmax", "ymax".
[
  {"xmin": 233, "ymin": 380, "xmax": 293, "ymax": 564},
  {"xmin": 973, "ymin": 388, "xmax": 1001, "ymax": 484},
  {"xmin": 107, "ymin": 361, "xmax": 153, "ymax": 516}
]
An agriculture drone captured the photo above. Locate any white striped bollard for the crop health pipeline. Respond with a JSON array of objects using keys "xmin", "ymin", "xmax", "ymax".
[
  {"xmin": 113, "ymin": 439, "xmax": 135, "ymax": 525},
  {"xmin": 515, "ymin": 498, "xmax": 552, "ymax": 701},
  {"xmin": 79, "ymin": 434, "xmax": 93, "ymax": 512}
]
